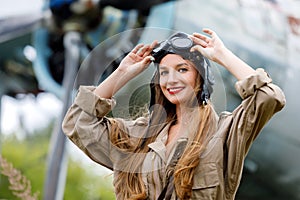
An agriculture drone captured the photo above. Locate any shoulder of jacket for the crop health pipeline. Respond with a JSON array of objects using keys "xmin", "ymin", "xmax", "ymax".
[{"xmin": 133, "ymin": 117, "xmax": 149, "ymax": 126}]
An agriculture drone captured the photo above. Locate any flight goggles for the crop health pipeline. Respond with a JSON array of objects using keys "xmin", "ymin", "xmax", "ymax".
[{"xmin": 151, "ymin": 32, "xmax": 196, "ymax": 63}]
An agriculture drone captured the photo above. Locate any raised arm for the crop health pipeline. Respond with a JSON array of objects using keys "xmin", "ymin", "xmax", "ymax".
[
  {"xmin": 94, "ymin": 42, "xmax": 156, "ymax": 98},
  {"xmin": 190, "ymin": 28, "xmax": 255, "ymax": 81}
]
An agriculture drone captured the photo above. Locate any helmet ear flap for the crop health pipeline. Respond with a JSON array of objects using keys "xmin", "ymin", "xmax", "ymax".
[
  {"xmin": 197, "ymin": 57, "xmax": 214, "ymax": 105},
  {"xmin": 204, "ymin": 57, "xmax": 215, "ymax": 86},
  {"xmin": 200, "ymin": 83, "xmax": 212, "ymax": 106}
]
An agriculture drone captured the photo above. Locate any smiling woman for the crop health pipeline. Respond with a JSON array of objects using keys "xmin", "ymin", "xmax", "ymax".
[{"xmin": 62, "ymin": 28, "xmax": 285, "ymax": 200}]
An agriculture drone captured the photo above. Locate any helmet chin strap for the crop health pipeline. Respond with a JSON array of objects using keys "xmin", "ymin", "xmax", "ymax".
[{"xmin": 202, "ymin": 57, "xmax": 215, "ymax": 105}]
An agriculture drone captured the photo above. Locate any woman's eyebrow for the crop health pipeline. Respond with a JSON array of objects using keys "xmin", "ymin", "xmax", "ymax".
[
  {"xmin": 176, "ymin": 63, "xmax": 189, "ymax": 68},
  {"xmin": 159, "ymin": 62, "xmax": 189, "ymax": 70},
  {"xmin": 159, "ymin": 65, "xmax": 168, "ymax": 70}
]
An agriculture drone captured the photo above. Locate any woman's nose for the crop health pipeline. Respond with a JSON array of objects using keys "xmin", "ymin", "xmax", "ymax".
[{"xmin": 167, "ymin": 70, "xmax": 179, "ymax": 83}]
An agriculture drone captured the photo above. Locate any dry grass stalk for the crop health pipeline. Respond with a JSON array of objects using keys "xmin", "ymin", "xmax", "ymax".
[{"xmin": 0, "ymin": 155, "xmax": 39, "ymax": 200}]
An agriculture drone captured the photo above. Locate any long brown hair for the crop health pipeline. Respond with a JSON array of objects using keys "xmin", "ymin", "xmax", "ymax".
[{"xmin": 109, "ymin": 59, "xmax": 218, "ymax": 199}]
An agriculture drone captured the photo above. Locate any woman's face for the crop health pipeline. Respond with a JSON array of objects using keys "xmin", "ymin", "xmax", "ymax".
[{"xmin": 159, "ymin": 54, "xmax": 199, "ymax": 106}]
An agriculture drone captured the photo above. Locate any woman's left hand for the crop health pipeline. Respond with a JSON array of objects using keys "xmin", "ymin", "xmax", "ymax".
[
  {"xmin": 189, "ymin": 28, "xmax": 227, "ymax": 65},
  {"xmin": 190, "ymin": 28, "xmax": 256, "ymax": 80}
]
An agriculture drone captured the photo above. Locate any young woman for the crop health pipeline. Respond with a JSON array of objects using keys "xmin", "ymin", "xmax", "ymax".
[{"xmin": 62, "ymin": 28, "xmax": 285, "ymax": 200}]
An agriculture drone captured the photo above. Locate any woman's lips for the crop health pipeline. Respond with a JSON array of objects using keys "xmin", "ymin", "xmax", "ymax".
[{"xmin": 167, "ymin": 87, "xmax": 184, "ymax": 95}]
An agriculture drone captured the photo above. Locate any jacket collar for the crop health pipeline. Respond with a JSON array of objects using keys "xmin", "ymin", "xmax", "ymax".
[{"xmin": 148, "ymin": 122, "xmax": 189, "ymax": 164}]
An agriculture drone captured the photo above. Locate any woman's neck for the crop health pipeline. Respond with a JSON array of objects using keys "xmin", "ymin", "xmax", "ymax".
[
  {"xmin": 166, "ymin": 105, "xmax": 198, "ymax": 145},
  {"xmin": 175, "ymin": 104, "xmax": 197, "ymax": 125}
]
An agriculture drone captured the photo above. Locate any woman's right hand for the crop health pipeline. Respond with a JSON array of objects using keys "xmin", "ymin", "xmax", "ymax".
[
  {"xmin": 117, "ymin": 42, "xmax": 157, "ymax": 78},
  {"xmin": 94, "ymin": 41, "xmax": 157, "ymax": 98}
]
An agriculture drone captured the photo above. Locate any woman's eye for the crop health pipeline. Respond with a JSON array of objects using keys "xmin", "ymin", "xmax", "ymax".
[
  {"xmin": 178, "ymin": 68, "xmax": 188, "ymax": 73},
  {"xmin": 160, "ymin": 71, "xmax": 168, "ymax": 76}
]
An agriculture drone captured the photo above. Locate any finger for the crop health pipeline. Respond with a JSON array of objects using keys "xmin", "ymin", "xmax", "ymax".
[
  {"xmin": 203, "ymin": 28, "xmax": 219, "ymax": 39},
  {"xmin": 189, "ymin": 35, "xmax": 208, "ymax": 47},
  {"xmin": 192, "ymin": 32, "xmax": 210, "ymax": 44},
  {"xmin": 138, "ymin": 44, "xmax": 151, "ymax": 57},
  {"xmin": 132, "ymin": 44, "xmax": 144, "ymax": 54},
  {"xmin": 140, "ymin": 41, "xmax": 158, "ymax": 57},
  {"xmin": 150, "ymin": 40, "xmax": 158, "ymax": 49},
  {"xmin": 141, "ymin": 56, "xmax": 154, "ymax": 67},
  {"xmin": 190, "ymin": 45, "xmax": 205, "ymax": 55},
  {"xmin": 202, "ymin": 28, "xmax": 213, "ymax": 35}
]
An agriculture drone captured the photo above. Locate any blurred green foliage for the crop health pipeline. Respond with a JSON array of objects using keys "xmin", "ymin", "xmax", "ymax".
[{"xmin": 0, "ymin": 122, "xmax": 115, "ymax": 199}]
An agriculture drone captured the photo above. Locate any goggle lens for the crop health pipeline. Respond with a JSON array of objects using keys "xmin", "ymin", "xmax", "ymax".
[{"xmin": 171, "ymin": 37, "xmax": 193, "ymax": 50}]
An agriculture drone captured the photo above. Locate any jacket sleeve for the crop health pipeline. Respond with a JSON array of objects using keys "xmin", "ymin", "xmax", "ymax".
[
  {"xmin": 62, "ymin": 86, "xmax": 117, "ymax": 170},
  {"xmin": 230, "ymin": 68, "xmax": 286, "ymax": 150},
  {"xmin": 224, "ymin": 68, "xmax": 286, "ymax": 195}
]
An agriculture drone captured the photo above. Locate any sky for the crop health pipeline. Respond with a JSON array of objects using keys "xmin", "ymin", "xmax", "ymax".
[
  {"xmin": 0, "ymin": 0, "xmax": 44, "ymax": 19},
  {"xmin": 0, "ymin": 0, "xmax": 56, "ymax": 134},
  {"xmin": 1, "ymin": 93, "xmax": 62, "ymax": 136}
]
